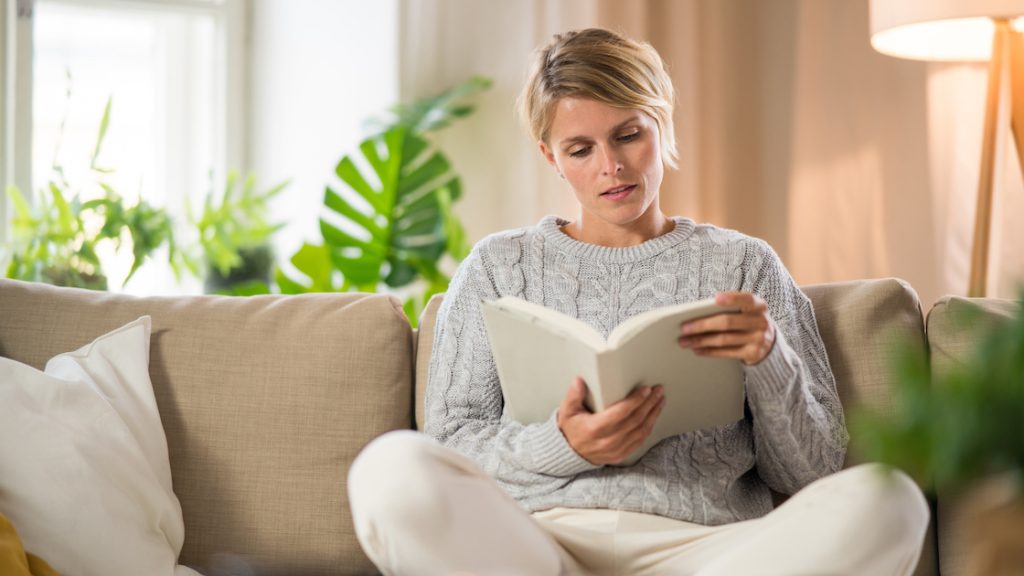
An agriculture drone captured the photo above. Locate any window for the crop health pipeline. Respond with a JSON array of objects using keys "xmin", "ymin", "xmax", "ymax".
[{"xmin": 6, "ymin": 0, "xmax": 244, "ymax": 294}]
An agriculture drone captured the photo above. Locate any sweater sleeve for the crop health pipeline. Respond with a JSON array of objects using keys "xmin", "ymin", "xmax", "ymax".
[
  {"xmin": 740, "ymin": 241, "xmax": 849, "ymax": 495},
  {"xmin": 423, "ymin": 247, "xmax": 600, "ymax": 490}
]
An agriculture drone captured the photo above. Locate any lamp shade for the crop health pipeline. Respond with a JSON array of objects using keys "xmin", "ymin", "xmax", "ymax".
[{"xmin": 870, "ymin": 0, "xmax": 1024, "ymax": 61}]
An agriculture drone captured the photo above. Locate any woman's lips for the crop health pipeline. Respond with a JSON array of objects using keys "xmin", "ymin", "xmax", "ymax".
[{"xmin": 601, "ymin": 184, "xmax": 636, "ymax": 201}]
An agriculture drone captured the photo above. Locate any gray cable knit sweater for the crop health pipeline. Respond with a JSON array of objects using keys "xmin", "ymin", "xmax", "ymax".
[{"xmin": 424, "ymin": 215, "xmax": 848, "ymax": 525}]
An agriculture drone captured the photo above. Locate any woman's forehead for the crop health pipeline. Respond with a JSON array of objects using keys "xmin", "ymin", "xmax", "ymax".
[{"xmin": 548, "ymin": 97, "xmax": 650, "ymax": 140}]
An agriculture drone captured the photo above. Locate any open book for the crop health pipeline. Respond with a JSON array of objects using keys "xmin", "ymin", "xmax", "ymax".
[{"xmin": 481, "ymin": 297, "xmax": 746, "ymax": 465}]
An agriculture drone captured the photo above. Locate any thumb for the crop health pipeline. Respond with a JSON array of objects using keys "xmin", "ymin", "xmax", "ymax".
[{"xmin": 560, "ymin": 377, "xmax": 588, "ymax": 416}]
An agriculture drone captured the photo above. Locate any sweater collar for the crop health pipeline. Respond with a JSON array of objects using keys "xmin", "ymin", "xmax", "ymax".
[{"xmin": 538, "ymin": 214, "xmax": 695, "ymax": 264}]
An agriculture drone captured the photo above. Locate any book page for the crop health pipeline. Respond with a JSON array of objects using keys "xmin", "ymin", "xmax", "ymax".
[
  {"xmin": 607, "ymin": 298, "xmax": 735, "ymax": 348},
  {"xmin": 481, "ymin": 300, "xmax": 603, "ymax": 425},
  {"xmin": 605, "ymin": 313, "xmax": 745, "ymax": 465},
  {"xmin": 485, "ymin": 297, "xmax": 607, "ymax": 351}
]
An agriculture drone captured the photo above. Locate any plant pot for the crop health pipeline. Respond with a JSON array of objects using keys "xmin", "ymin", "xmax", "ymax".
[
  {"xmin": 203, "ymin": 244, "xmax": 274, "ymax": 294},
  {"xmin": 41, "ymin": 266, "xmax": 108, "ymax": 291}
]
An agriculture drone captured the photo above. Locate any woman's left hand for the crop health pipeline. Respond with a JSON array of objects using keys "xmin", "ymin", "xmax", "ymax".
[{"xmin": 678, "ymin": 292, "xmax": 776, "ymax": 365}]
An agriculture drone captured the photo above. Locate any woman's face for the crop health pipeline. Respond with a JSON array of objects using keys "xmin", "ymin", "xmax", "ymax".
[{"xmin": 540, "ymin": 97, "xmax": 665, "ymax": 240}]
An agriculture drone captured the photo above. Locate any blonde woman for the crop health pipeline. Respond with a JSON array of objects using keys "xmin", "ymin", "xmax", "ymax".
[{"xmin": 349, "ymin": 28, "xmax": 928, "ymax": 576}]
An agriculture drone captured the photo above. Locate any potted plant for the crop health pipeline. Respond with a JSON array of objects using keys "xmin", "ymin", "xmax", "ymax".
[
  {"xmin": 4, "ymin": 97, "xmax": 191, "ymax": 290},
  {"xmin": 278, "ymin": 76, "xmax": 488, "ymax": 325},
  {"xmin": 190, "ymin": 171, "xmax": 288, "ymax": 295},
  {"xmin": 854, "ymin": 290, "xmax": 1024, "ymax": 575}
]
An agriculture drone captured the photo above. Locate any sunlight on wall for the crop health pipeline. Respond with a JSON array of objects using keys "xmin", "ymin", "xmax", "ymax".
[{"xmin": 248, "ymin": 0, "xmax": 399, "ymax": 281}]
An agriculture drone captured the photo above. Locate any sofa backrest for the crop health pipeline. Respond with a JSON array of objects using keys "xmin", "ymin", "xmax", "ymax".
[
  {"xmin": 801, "ymin": 278, "xmax": 927, "ymax": 466},
  {"xmin": 0, "ymin": 279, "xmax": 413, "ymax": 575},
  {"xmin": 926, "ymin": 295, "xmax": 1019, "ymax": 576}
]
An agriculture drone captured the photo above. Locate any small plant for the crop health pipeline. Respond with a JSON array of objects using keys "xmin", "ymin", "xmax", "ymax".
[
  {"xmin": 190, "ymin": 171, "xmax": 288, "ymax": 294},
  {"xmin": 3, "ymin": 96, "xmax": 192, "ymax": 289},
  {"xmin": 5, "ymin": 183, "xmax": 107, "ymax": 290}
]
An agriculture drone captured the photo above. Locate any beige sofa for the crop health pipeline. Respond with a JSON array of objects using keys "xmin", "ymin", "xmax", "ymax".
[{"xmin": 0, "ymin": 277, "xmax": 1015, "ymax": 575}]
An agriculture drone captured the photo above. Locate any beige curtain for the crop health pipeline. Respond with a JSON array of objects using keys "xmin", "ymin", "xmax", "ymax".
[{"xmin": 399, "ymin": 0, "xmax": 1024, "ymax": 306}]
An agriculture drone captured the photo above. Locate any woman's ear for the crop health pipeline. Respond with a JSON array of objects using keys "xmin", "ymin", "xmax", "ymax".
[{"xmin": 538, "ymin": 141, "xmax": 559, "ymax": 171}]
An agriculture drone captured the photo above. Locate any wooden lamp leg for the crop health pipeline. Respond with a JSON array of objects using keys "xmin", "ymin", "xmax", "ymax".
[
  {"xmin": 970, "ymin": 20, "xmax": 1008, "ymax": 298},
  {"xmin": 1009, "ymin": 25, "xmax": 1024, "ymax": 172}
]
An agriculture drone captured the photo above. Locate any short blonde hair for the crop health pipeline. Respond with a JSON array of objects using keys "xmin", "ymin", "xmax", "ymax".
[{"xmin": 518, "ymin": 28, "xmax": 678, "ymax": 169}]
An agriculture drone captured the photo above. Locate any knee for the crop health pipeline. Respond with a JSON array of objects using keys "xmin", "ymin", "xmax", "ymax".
[
  {"xmin": 347, "ymin": 431, "xmax": 451, "ymax": 530},
  {"xmin": 843, "ymin": 464, "xmax": 930, "ymax": 542}
]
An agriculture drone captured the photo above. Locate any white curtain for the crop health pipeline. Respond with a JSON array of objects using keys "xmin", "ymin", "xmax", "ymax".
[{"xmin": 398, "ymin": 0, "xmax": 1024, "ymax": 306}]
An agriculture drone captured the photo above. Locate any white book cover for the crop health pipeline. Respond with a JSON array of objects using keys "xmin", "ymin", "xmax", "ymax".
[{"xmin": 481, "ymin": 296, "xmax": 746, "ymax": 465}]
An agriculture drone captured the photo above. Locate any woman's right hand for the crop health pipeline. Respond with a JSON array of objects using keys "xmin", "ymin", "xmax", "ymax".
[{"xmin": 556, "ymin": 377, "xmax": 665, "ymax": 465}]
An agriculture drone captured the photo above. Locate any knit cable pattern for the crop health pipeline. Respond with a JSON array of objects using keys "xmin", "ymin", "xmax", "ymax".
[{"xmin": 423, "ymin": 215, "xmax": 848, "ymax": 525}]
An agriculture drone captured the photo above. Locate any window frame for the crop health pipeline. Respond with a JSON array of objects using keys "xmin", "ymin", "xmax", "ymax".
[{"xmin": 1, "ymin": 0, "xmax": 248, "ymax": 245}]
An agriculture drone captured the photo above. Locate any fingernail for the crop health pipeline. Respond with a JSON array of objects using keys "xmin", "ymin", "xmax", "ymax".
[{"xmin": 678, "ymin": 337, "xmax": 690, "ymax": 347}]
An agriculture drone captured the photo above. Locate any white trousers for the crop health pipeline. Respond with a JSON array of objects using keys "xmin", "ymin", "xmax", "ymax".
[{"xmin": 348, "ymin": 431, "xmax": 929, "ymax": 576}]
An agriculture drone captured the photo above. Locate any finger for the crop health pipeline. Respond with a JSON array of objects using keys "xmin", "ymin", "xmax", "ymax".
[
  {"xmin": 714, "ymin": 291, "xmax": 763, "ymax": 311},
  {"xmin": 598, "ymin": 385, "xmax": 654, "ymax": 424},
  {"xmin": 692, "ymin": 344, "xmax": 754, "ymax": 362},
  {"xmin": 693, "ymin": 343, "xmax": 746, "ymax": 355},
  {"xmin": 618, "ymin": 396, "xmax": 667, "ymax": 459},
  {"xmin": 680, "ymin": 331, "xmax": 762, "ymax": 350},
  {"xmin": 616, "ymin": 387, "xmax": 664, "ymax": 439},
  {"xmin": 559, "ymin": 377, "xmax": 589, "ymax": 417},
  {"xmin": 681, "ymin": 313, "xmax": 767, "ymax": 337}
]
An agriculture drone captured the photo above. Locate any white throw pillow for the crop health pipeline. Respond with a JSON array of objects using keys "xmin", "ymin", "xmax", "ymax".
[{"xmin": 0, "ymin": 316, "xmax": 199, "ymax": 576}]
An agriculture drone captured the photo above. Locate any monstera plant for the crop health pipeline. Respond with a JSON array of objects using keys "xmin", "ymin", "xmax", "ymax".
[{"xmin": 278, "ymin": 77, "xmax": 488, "ymax": 324}]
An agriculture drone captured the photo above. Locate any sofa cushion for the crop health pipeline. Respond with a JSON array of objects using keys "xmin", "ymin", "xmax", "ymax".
[
  {"xmin": 926, "ymin": 296, "xmax": 1019, "ymax": 576},
  {"xmin": 0, "ymin": 317, "xmax": 195, "ymax": 576},
  {"xmin": 801, "ymin": 278, "xmax": 927, "ymax": 466},
  {"xmin": 415, "ymin": 294, "xmax": 444, "ymax": 431},
  {"xmin": 0, "ymin": 279, "xmax": 414, "ymax": 575}
]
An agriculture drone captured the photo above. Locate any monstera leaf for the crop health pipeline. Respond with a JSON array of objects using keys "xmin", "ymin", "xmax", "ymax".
[{"xmin": 319, "ymin": 125, "xmax": 461, "ymax": 291}]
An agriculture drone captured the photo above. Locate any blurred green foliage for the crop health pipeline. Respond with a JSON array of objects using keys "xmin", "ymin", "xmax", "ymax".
[
  {"xmin": 190, "ymin": 171, "xmax": 288, "ymax": 278},
  {"xmin": 854, "ymin": 290, "xmax": 1024, "ymax": 494}
]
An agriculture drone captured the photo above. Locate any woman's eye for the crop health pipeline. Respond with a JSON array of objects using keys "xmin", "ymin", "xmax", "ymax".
[
  {"xmin": 618, "ymin": 131, "xmax": 640, "ymax": 143},
  {"xmin": 569, "ymin": 147, "xmax": 591, "ymax": 158}
]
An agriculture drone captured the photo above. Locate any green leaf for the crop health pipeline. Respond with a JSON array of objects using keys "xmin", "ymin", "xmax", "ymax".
[
  {"xmin": 7, "ymin": 185, "xmax": 32, "ymax": 221},
  {"xmin": 437, "ymin": 182, "xmax": 470, "ymax": 260},
  {"xmin": 322, "ymin": 127, "xmax": 458, "ymax": 290},
  {"xmin": 90, "ymin": 95, "xmax": 112, "ymax": 169},
  {"xmin": 278, "ymin": 243, "xmax": 335, "ymax": 293},
  {"xmin": 386, "ymin": 76, "xmax": 493, "ymax": 134},
  {"xmin": 324, "ymin": 188, "xmax": 384, "ymax": 239}
]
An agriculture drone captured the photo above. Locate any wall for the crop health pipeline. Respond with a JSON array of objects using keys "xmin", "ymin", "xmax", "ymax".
[{"xmin": 248, "ymin": 0, "xmax": 398, "ymax": 273}]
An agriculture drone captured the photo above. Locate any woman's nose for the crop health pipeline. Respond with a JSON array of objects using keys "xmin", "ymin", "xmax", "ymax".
[{"xmin": 601, "ymin": 148, "xmax": 624, "ymax": 175}]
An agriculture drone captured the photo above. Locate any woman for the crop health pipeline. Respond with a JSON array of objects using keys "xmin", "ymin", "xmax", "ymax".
[{"xmin": 349, "ymin": 28, "xmax": 928, "ymax": 575}]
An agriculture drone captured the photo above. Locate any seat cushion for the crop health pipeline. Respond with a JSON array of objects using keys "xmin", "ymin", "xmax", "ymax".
[{"xmin": 0, "ymin": 279, "xmax": 414, "ymax": 575}]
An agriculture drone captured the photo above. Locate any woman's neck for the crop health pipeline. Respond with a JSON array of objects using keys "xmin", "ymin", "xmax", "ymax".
[{"xmin": 562, "ymin": 209, "xmax": 674, "ymax": 248}]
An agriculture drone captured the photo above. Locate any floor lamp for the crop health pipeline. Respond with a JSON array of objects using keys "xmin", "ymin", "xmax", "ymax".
[{"xmin": 870, "ymin": 0, "xmax": 1024, "ymax": 297}]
